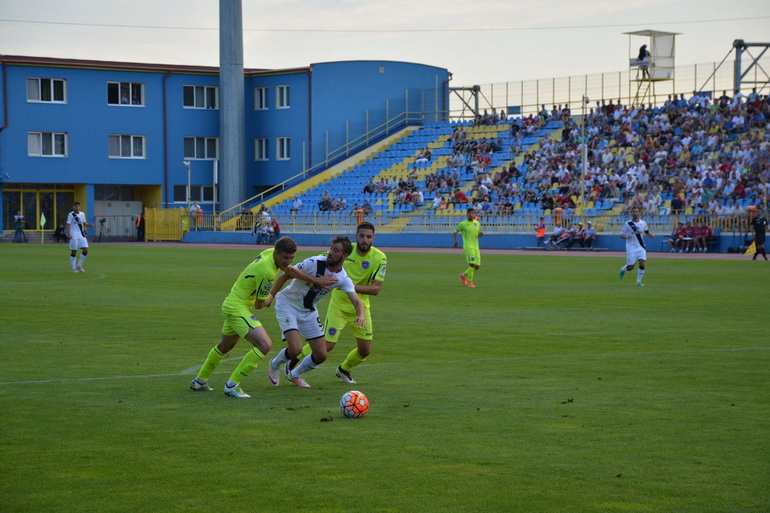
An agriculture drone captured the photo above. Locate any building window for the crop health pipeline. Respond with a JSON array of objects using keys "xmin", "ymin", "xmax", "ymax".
[
  {"xmin": 183, "ymin": 85, "xmax": 218, "ymax": 109},
  {"xmin": 184, "ymin": 137, "xmax": 219, "ymax": 160},
  {"xmin": 107, "ymin": 81, "xmax": 144, "ymax": 106},
  {"xmin": 255, "ymin": 138, "xmax": 269, "ymax": 161},
  {"xmin": 277, "ymin": 85, "xmax": 290, "ymax": 109},
  {"xmin": 174, "ymin": 185, "xmax": 214, "ymax": 203},
  {"xmin": 28, "ymin": 132, "xmax": 67, "ymax": 157},
  {"xmin": 27, "ymin": 78, "xmax": 66, "ymax": 103},
  {"xmin": 255, "ymin": 87, "xmax": 268, "ymax": 110},
  {"xmin": 108, "ymin": 135, "xmax": 145, "ymax": 158},
  {"xmin": 277, "ymin": 137, "xmax": 290, "ymax": 161}
]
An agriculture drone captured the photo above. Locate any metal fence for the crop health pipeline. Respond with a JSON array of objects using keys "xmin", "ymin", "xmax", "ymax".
[
  {"xmin": 168, "ymin": 211, "xmax": 753, "ymax": 239},
  {"xmin": 450, "ymin": 57, "xmax": 770, "ymax": 119}
]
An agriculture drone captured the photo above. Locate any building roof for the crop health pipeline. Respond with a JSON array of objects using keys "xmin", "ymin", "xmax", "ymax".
[{"xmin": 0, "ymin": 54, "xmax": 309, "ymax": 76}]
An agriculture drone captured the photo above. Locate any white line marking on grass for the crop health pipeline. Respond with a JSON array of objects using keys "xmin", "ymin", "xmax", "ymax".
[
  {"xmin": 4, "ymin": 272, "xmax": 108, "ymax": 285},
  {"xmin": 0, "ymin": 346, "xmax": 768, "ymax": 386}
]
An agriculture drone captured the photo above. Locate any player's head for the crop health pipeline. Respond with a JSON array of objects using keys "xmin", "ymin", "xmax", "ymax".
[
  {"xmin": 73, "ymin": 202, "xmax": 81, "ymax": 212},
  {"xmin": 272, "ymin": 237, "xmax": 297, "ymax": 270},
  {"xmin": 466, "ymin": 208, "xmax": 475, "ymax": 220},
  {"xmin": 356, "ymin": 222, "xmax": 375, "ymax": 253},
  {"xmin": 327, "ymin": 236, "xmax": 353, "ymax": 268},
  {"xmin": 631, "ymin": 206, "xmax": 641, "ymax": 219}
]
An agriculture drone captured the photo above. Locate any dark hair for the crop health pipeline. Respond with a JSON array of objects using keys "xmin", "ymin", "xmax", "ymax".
[
  {"xmin": 331, "ymin": 235, "xmax": 353, "ymax": 256},
  {"xmin": 274, "ymin": 236, "xmax": 297, "ymax": 255},
  {"xmin": 357, "ymin": 221, "xmax": 375, "ymax": 234}
]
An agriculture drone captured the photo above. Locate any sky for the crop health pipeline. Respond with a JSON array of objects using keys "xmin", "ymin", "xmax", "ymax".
[{"xmin": 0, "ymin": 0, "xmax": 769, "ymax": 87}]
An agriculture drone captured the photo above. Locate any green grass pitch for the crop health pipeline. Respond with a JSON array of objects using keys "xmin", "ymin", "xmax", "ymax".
[{"xmin": 1, "ymin": 244, "xmax": 768, "ymax": 512}]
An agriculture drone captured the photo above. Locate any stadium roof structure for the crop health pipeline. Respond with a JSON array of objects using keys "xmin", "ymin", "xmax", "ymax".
[{"xmin": 623, "ymin": 29, "xmax": 681, "ymax": 37}]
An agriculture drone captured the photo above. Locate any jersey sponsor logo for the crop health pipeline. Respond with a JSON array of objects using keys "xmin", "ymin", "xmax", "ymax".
[{"xmin": 361, "ymin": 261, "xmax": 370, "ymax": 270}]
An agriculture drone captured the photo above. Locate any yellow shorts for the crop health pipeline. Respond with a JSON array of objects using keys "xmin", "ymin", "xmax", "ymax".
[
  {"xmin": 221, "ymin": 302, "xmax": 262, "ymax": 338},
  {"xmin": 465, "ymin": 247, "xmax": 481, "ymax": 267},
  {"xmin": 324, "ymin": 300, "xmax": 373, "ymax": 342}
]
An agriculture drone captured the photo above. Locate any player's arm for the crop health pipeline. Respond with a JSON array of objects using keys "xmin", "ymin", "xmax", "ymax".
[
  {"xmin": 65, "ymin": 220, "xmax": 71, "ymax": 238},
  {"xmin": 283, "ymin": 265, "xmax": 338, "ymax": 288},
  {"xmin": 355, "ymin": 279, "xmax": 383, "ymax": 297},
  {"xmin": 478, "ymin": 230, "xmax": 484, "ymax": 237},
  {"xmin": 453, "ymin": 229, "xmax": 460, "ymax": 248},
  {"xmin": 346, "ymin": 291, "xmax": 367, "ymax": 329},
  {"xmin": 266, "ymin": 272, "xmax": 292, "ymax": 303}
]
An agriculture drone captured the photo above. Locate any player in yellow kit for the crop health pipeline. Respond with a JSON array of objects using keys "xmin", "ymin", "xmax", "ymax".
[
  {"xmin": 453, "ymin": 207, "xmax": 483, "ymax": 288},
  {"xmin": 285, "ymin": 222, "xmax": 387, "ymax": 384},
  {"xmin": 189, "ymin": 237, "xmax": 335, "ymax": 398}
]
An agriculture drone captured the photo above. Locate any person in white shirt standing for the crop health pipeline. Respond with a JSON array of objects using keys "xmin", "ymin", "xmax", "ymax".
[
  {"xmin": 619, "ymin": 206, "xmax": 654, "ymax": 287},
  {"xmin": 66, "ymin": 202, "xmax": 94, "ymax": 273}
]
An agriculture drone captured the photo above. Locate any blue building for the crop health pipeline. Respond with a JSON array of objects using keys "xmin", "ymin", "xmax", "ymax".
[{"xmin": 0, "ymin": 55, "xmax": 448, "ymax": 235}]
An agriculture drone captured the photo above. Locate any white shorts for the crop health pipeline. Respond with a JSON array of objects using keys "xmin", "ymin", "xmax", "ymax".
[
  {"xmin": 69, "ymin": 236, "xmax": 89, "ymax": 251},
  {"xmin": 626, "ymin": 248, "xmax": 647, "ymax": 266},
  {"xmin": 274, "ymin": 296, "xmax": 324, "ymax": 341}
]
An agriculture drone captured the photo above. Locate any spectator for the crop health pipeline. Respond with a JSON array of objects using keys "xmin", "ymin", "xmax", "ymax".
[
  {"xmin": 583, "ymin": 221, "xmax": 597, "ymax": 248},
  {"xmin": 290, "ymin": 194, "xmax": 303, "ymax": 212}
]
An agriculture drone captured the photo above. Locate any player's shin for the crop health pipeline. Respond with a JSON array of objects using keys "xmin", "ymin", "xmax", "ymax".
[
  {"xmin": 341, "ymin": 348, "xmax": 366, "ymax": 371},
  {"xmin": 197, "ymin": 346, "xmax": 226, "ymax": 381},
  {"xmin": 229, "ymin": 347, "xmax": 266, "ymax": 384}
]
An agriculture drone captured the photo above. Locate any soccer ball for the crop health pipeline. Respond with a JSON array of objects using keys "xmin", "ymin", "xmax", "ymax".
[{"xmin": 340, "ymin": 390, "xmax": 369, "ymax": 418}]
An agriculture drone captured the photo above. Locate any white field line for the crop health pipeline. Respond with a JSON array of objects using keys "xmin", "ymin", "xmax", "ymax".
[{"xmin": 0, "ymin": 346, "xmax": 768, "ymax": 386}]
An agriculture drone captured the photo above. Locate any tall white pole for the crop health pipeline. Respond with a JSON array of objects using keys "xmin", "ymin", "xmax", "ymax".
[{"xmin": 581, "ymin": 96, "xmax": 588, "ymax": 226}]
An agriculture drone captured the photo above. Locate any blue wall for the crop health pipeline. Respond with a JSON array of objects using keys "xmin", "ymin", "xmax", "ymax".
[
  {"xmin": 309, "ymin": 61, "xmax": 448, "ymax": 168},
  {"xmin": 0, "ymin": 57, "xmax": 448, "ymax": 221}
]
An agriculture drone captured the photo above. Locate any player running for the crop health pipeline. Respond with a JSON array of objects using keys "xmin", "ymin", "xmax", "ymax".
[
  {"xmin": 284, "ymin": 222, "xmax": 387, "ymax": 384},
  {"xmin": 453, "ymin": 207, "xmax": 483, "ymax": 288},
  {"xmin": 267, "ymin": 236, "xmax": 366, "ymax": 388},
  {"xmin": 189, "ymin": 237, "xmax": 336, "ymax": 398},
  {"xmin": 619, "ymin": 206, "xmax": 654, "ymax": 287}
]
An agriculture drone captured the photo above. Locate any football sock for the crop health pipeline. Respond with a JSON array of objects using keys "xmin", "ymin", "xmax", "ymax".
[
  {"xmin": 340, "ymin": 348, "xmax": 366, "ymax": 371},
  {"xmin": 270, "ymin": 347, "xmax": 289, "ymax": 369},
  {"xmin": 78, "ymin": 254, "xmax": 87, "ymax": 267},
  {"xmin": 465, "ymin": 267, "xmax": 475, "ymax": 283},
  {"xmin": 196, "ymin": 346, "xmax": 226, "ymax": 381},
  {"xmin": 229, "ymin": 347, "xmax": 265, "ymax": 384},
  {"xmin": 637, "ymin": 269, "xmax": 645, "ymax": 282},
  {"xmin": 70, "ymin": 256, "xmax": 76, "ymax": 269},
  {"xmin": 292, "ymin": 354, "xmax": 320, "ymax": 376},
  {"xmin": 296, "ymin": 343, "xmax": 312, "ymax": 362}
]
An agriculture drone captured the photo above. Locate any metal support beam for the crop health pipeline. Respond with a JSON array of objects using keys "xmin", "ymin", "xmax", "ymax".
[{"xmin": 733, "ymin": 40, "xmax": 770, "ymax": 92}]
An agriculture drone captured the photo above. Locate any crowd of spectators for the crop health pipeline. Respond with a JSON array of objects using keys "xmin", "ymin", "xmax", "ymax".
[
  {"xmin": 288, "ymin": 88, "xmax": 768, "ymax": 220},
  {"xmin": 514, "ymin": 88, "xmax": 769, "ymax": 216}
]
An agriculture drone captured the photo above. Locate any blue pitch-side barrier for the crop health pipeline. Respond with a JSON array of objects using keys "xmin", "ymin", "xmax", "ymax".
[{"xmin": 181, "ymin": 230, "xmax": 733, "ymax": 253}]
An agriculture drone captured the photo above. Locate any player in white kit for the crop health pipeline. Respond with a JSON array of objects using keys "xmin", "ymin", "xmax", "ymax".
[
  {"xmin": 619, "ymin": 206, "xmax": 654, "ymax": 287},
  {"xmin": 66, "ymin": 202, "xmax": 94, "ymax": 273},
  {"xmin": 268, "ymin": 236, "xmax": 366, "ymax": 387}
]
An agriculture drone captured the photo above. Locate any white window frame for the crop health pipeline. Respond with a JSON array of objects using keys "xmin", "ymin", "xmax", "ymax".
[
  {"xmin": 277, "ymin": 137, "xmax": 290, "ymax": 161},
  {"xmin": 184, "ymin": 136, "xmax": 219, "ymax": 160},
  {"xmin": 255, "ymin": 138, "xmax": 269, "ymax": 161},
  {"xmin": 183, "ymin": 85, "xmax": 219, "ymax": 109},
  {"xmin": 255, "ymin": 87, "xmax": 268, "ymax": 110},
  {"xmin": 108, "ymin": 134, "xmax": 146, "ymax": 159},
  {"xmin": 276, "ymin": 85, "xmax": 290, "ymax": 109},
  {"xmin": 26, "ymin": 78, "xmax": 67, "ymax": 103},
  {"xmin": 107, "ymin": 81, "xmax": 144, "ymax": 106},
  {"xmin": 28, "ymin": 132, "xmax": 68, "ymax": 157}
]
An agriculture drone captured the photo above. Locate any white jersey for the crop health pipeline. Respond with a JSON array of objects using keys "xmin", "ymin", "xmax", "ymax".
[
  {"xmin": 622, "ymin": 218, "xmax": 649, "ymax": 251},
  {"xmin": 66, "ymin": 211, "xmax": 88, "ymax": 238},
  {"xmin": 277, "ymin": 255, "xmax": 355, "ymax": 312}
]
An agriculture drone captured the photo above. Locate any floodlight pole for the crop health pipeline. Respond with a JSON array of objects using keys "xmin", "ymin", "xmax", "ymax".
[{"xmin": 581, "ymin": 96, "xmax": 588, "ymax": 226}]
